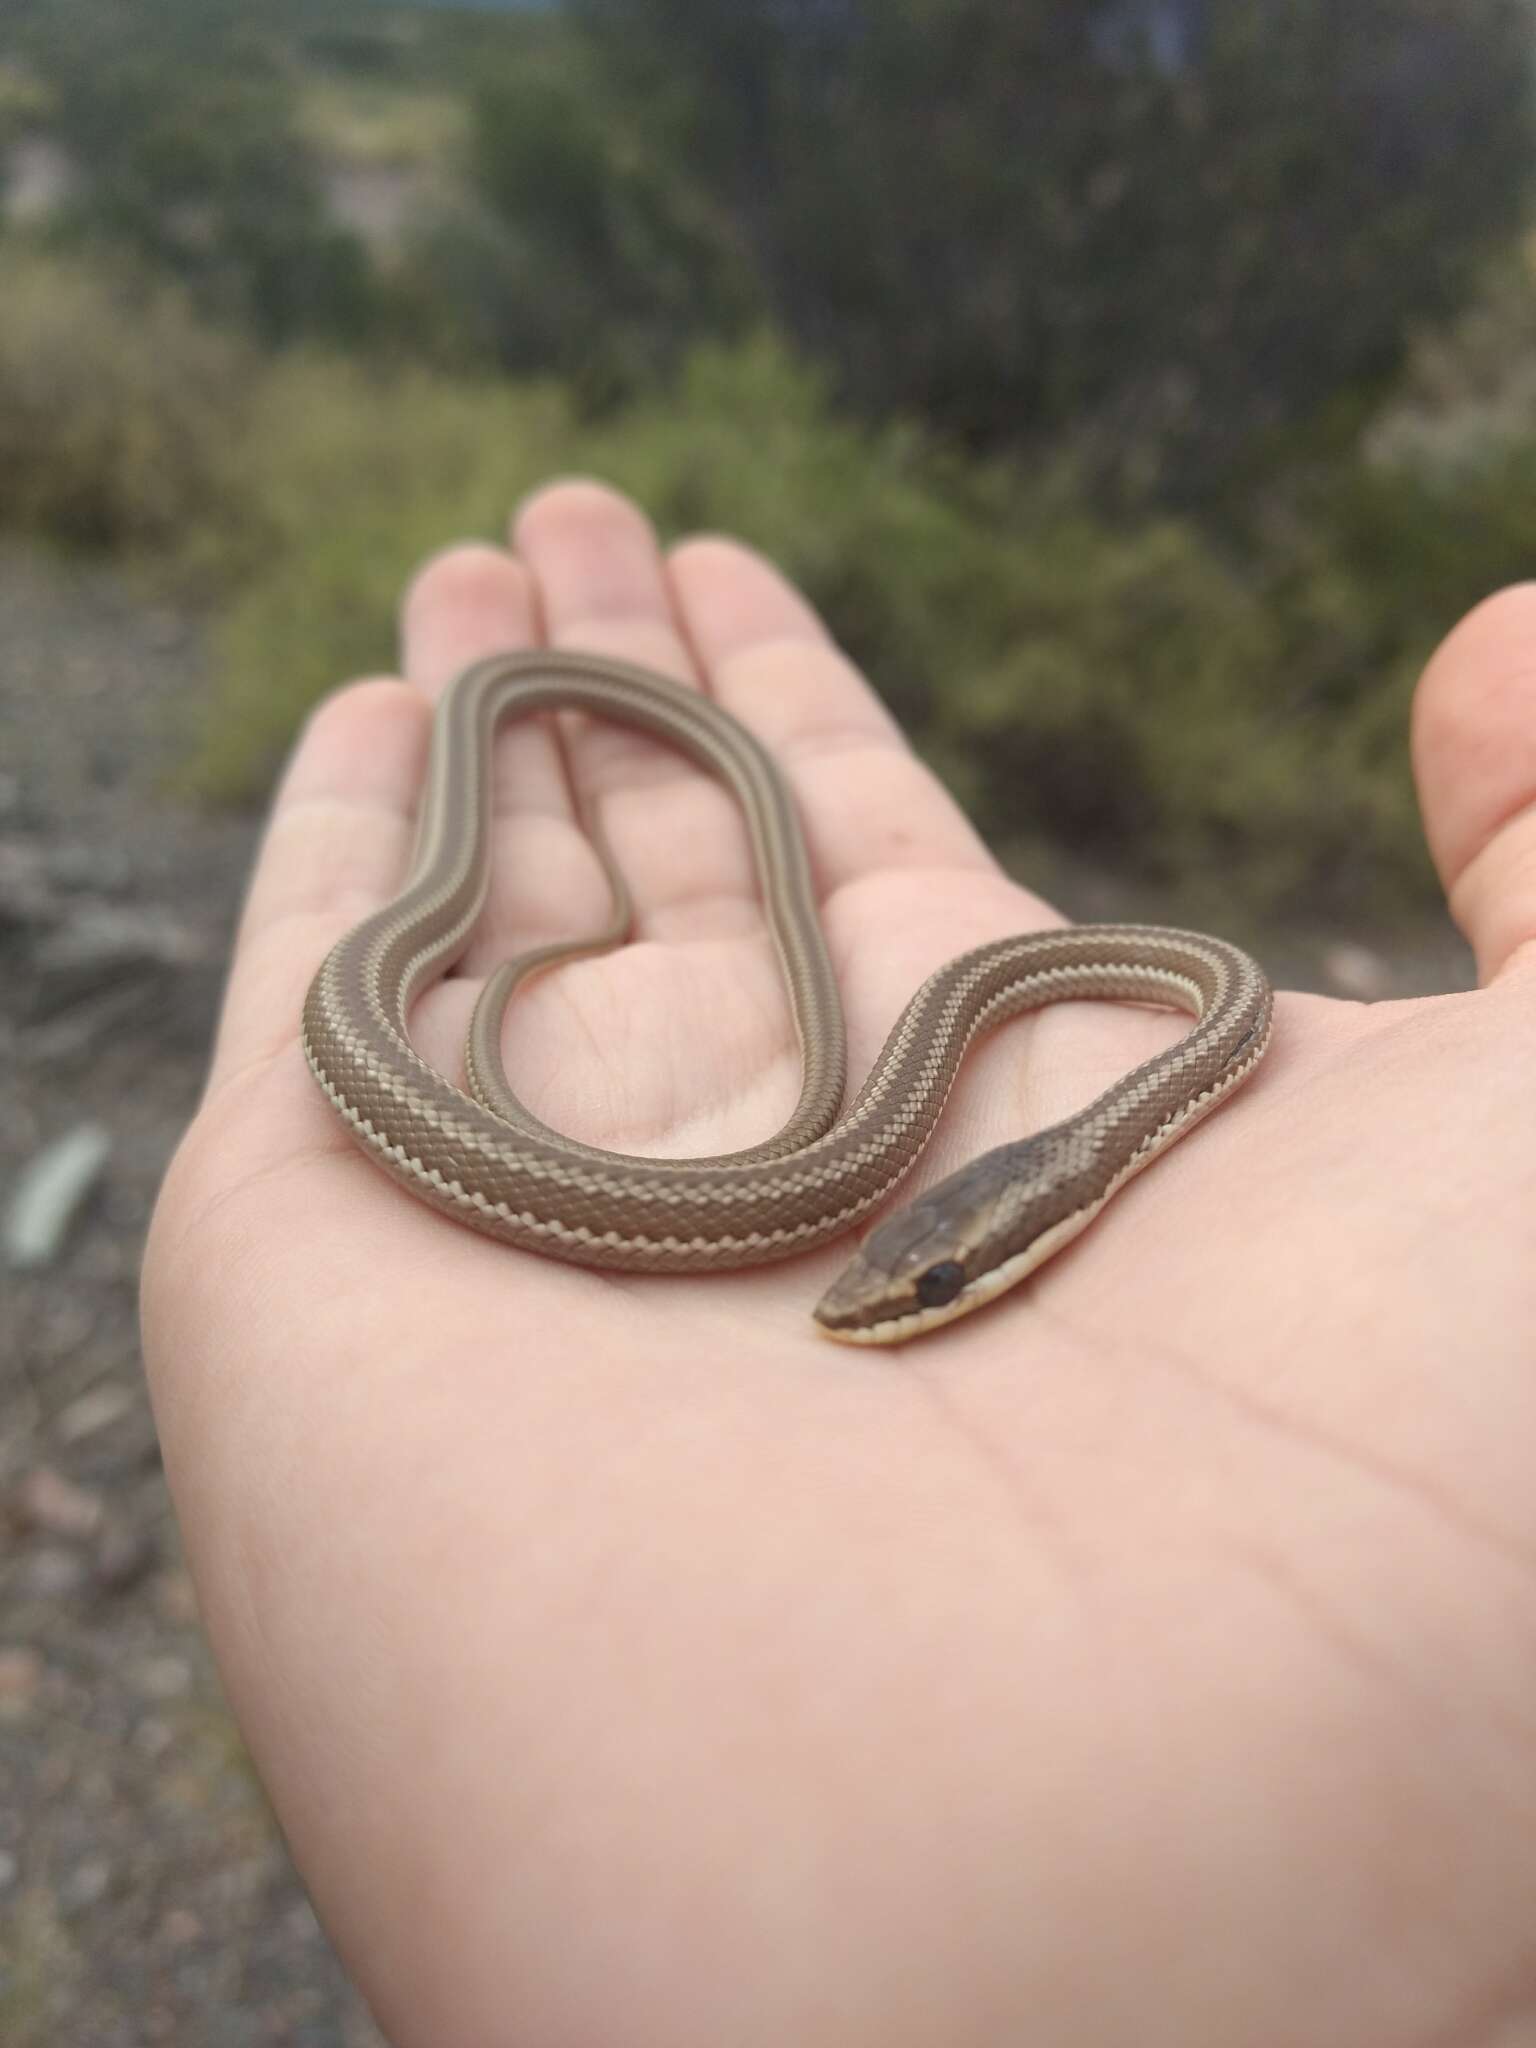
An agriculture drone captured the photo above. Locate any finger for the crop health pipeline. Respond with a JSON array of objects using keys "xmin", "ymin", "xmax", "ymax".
[
  {"xmin": 400, "ymin": 540, "xmax": 538, "ymax": 700},
  {"xmin": 511, "ymin": 476, "xmax": 704, "ymax": 786},
  {"xmin": 207, "ymin": 677, "xmax": 429, "ymax": 1092},
  {"xmin": 513, "ymin": 479, "xmax": 763, "ymax": 944},
  {"xmin": 670, "ymin": 533, "xmax": 1001, "ymax": 897},
  {"xmin": 1412, "ymin": 583, "xmax": 1536, "ymax": 985},
  {"xmin": 402, "ymin": 541, "xmax": 606, "ymax": 975},
  {"xmin": 513, "ymin": 476, "xmax": 698, "ymax": 688},
  {"xmin": 401, "ymin": 539, "xmax": 572, "ymax": 821}
]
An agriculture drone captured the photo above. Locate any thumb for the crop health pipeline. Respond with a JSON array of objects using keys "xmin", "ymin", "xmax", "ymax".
[{"xmin": 1412, "ymin": 584, "xmax": 1536, "ymax": 986}]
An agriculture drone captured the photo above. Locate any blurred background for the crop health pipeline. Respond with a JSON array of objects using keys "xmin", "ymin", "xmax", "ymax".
[{"xmin": 1, "ymin": 0, "xmax": 1530, "ymax": 2038}]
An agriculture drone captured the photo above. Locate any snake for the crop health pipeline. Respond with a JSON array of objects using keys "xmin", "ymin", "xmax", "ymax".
[{"xmin": 302, "ymin": 649, "xmax": 1272, "ymax": 1345}]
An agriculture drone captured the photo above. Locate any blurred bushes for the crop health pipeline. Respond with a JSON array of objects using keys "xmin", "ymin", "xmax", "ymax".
[
  {"xmin": 3, "ymin": 3, "xmax": 1532, "ymax": 935},
  {"xmin": 199, "ymin": 311, "xmax": 1536, "ymax": 913},
  {"xmin": 426, "ymin": 41, "xmax": 760, "ymax": 393},
  {"xmin": 578, "ymin": 0, "xmax": 1536, "ymax": 499},
  {"xmin": 2, "ymin": 248, "xmax": 1525, "ymax": 916},
  {"xmin": 0, "ymin": 57, "xmax": 54, "ymax": 144},
  {"xmin": 7, "ymin": 0, "xmax": 377, "ymax": 344},
  {"xmin": 1365, "ymin": 245, "xmax": 1536, "ymax": 482},
  {"xmin": 0, "ymin": 251, "xmax": 252, "ymax": 550},
  {"xmin": 191, "ymin": 361, "xmax": 575, "ymax": 796}
]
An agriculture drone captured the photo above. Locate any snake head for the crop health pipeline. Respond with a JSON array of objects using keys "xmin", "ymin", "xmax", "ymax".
[
  {"xmin": 812, "ymin": 1150, "xmax": 1041, "ymax": 1345},
  {"xmin": 813, "ymin": 1130, "xmax": 1102, "ymax": 1346}
]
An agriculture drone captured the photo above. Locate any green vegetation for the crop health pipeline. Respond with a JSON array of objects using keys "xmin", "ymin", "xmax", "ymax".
[
  {"xmin": 0, "ymin": 57, "xmax": 54, "ymax": 139},
  {"xmin": 0, "ymin": 253, "xmax": 254, "ymax": 549},
  {"xmin": 3, "ymin": 2, "xmax": 1535, "ymax": 924},
  {"xmin": 456, "ymin": 43, "xmax": 759, "ymax": 391},
  {"xmin": 9, "ymin": 244, "xmax": 1529, "ymax": 916},
  {"xmin": 577, "ymin": 0, "xmax": 1536, "ymax": 495},
  {"xmin": 294, "ymin": 76, "xmax": 466, "ymax": 170}
]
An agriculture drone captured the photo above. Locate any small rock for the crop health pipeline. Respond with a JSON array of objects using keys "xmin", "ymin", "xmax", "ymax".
[
  {"xmin": 79, "ymin": 1763, "xmax": 114, "ymax": 1804},
  {"xmin": 158, "ymin": 1906, "xmax": 203, "ymax": 1947},
  {"xmin": 12, "ymin": 1464, "xmax": 104, "ymax": 1540},
  {"xmin": 1320, "ymin": 941, "xmax": 1393, "ymax": 1002},
  {"xmin": 3, "ymin": 1123, "xmax": 112, "ymax": 1270},
  {"xmin": 28, "ymin": 1296, "xmax": 97, "ymax": 1362},
  {"xmin": 45, "ymin": 843, "xmax": 136, "ymax": 896},
  {"xmin": 133, "ymin": 1715, "xmax": 174, "ymax": 1759},
  {"xmin": 0, "ymin": 1645, "xmax": 44, "ymax": 1707},
  {"xmin": 17, "ymin": 1546, "xmax": 88, "ymax": 1599},
  {"xmin": 145, "ymin": 610, "xmax": 186, "ymax": 653},
  {"xmin": 287, "ymin": 1899, "xmax": 322, "ymax": 1944},
  {"xmin": 56, "ymin": 1381, "xmax": 137, "ymax": 1444},
  {"xmin": 210, "ymin": 1856, "xmax": 277, "ymax": 1907},
  {"xmin": 131, "ymin": 1654, "xmax": 192, "ymax": 1702},
  {"xmin": 0, "ymin": 1849, "xmax": 18, "ymax": 1891},
  {"xmin": 60, "ymin": 1854, "xmax": 112, "ymax": 1912},
  {"xmin": 153, "ymin": 1567, "xmax": 200, "ymax": 1625},
  {"xmin": 92, "ymin": 1517, "xmax": 157, "ymax": 1595},
  {"xmin": 28, "ymin": 904, "xmax": 205, "ymax": 1019},
  {"xmin": 24, "ymin": 984, "xmax": 158, "ymax": 1064},
  {"xmin": 0, "ymin": 838, "xmax": 53, "ymax": 926}
]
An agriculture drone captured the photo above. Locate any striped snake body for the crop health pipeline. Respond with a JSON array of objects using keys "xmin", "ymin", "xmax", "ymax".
[{"xmin": 303, "ymin": 651, "xmax": 1272, "ymax": 1343}]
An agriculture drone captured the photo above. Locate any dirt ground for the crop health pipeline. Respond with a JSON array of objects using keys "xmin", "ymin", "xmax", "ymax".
[
  {"xmin": 0, "ymin": 546, "xmax": 384, "ymax": 2046},
  {"xmin": 0, "ymin": 541, "xmax": 1475, "ymax": 2047}
]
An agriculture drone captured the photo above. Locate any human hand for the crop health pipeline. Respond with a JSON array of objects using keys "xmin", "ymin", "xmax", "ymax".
[{"xmin": 142, "ymin": 479, "xmax": 1536, "ymax": 2048}]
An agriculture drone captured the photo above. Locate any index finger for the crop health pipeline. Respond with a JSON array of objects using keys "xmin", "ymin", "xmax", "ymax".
[{"xmin": 205, "ymin": 676, "xmax": 429, "ymax": 1095}]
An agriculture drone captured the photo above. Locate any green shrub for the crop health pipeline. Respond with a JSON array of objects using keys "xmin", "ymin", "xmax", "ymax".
[
  {"xmin": 191, "ymin": 357, "xmax": 576, "ymax": 794},
  {"xmin": 17, "ymin": 1, "xmax": 381, "ymax": 346},
  {"xmin": 578, "ymin": 0, "xmax": 1536, "ymax": 495},
  {"xmin": 0, "ymin": 250, "xmax": 1456, "ymax": 917},
  {"xmin": 453, "ymin": 29, "xmax": 759, "ymax": 395},
  {"xmin": 0, "ymin": 248, "xmax": 251, "ymax": 549},
  {"xmin": 183, "ymin": 330, "xmax": 1438, "ymax": 914},
  {"xmin": 191, "ymin": 334, "xmax": 962, "ymax": 790}
]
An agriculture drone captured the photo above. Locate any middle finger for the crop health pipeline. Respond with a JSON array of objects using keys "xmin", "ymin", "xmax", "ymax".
[{"xmin": 513, "ymin": 478, "xmax": 764, "ymax": 948}]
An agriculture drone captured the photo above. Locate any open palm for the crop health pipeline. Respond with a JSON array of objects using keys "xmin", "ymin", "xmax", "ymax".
[{"xmin": 143, "ymin": 480, "xmax": 1536, "ymax": 2048}]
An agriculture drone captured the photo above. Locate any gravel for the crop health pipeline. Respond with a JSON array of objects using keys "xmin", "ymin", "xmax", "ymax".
[{"xmin": 0, "ymin": 544, "xmax": 385, "ymax": 2047}]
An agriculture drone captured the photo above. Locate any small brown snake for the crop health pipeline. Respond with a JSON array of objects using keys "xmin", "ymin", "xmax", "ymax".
[{"xmin": 303, "ymin": 649, "xmax": 1273, "ymax": 1343}]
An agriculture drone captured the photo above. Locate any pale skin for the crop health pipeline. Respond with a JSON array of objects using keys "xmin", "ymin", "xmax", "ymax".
[{"xmin": 141, "ymin": 478, "xmax": 1536, "ymax": 2048}]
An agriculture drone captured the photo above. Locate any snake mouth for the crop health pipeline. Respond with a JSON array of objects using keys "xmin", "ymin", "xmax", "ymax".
[
  {"xmin": 814, "ymin": 1288, "xmax": 985, "ymax": 1346},
  {"xmin": 812, "ymin": 1257, "xmax": 994, "ymax": 1346},
  {"xmin": 812, "ymin": 1204, "xmax": 1110, "ymax": 1346}
]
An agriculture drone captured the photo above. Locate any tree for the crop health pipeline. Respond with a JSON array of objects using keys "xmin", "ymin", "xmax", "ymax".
[
  {"xmin": 577, "ymin": 0, "xmax": 1536, "ymax": 493},
  {"xmin": 459, "ymin": 30, "xmax": 760, "ymax": 394},
  {"xmin": 6, "ymin": 0, "xmax": 375, "ymax": 343}
]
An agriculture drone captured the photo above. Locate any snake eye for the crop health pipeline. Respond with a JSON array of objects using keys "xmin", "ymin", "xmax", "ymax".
[{"xmin": 915, "ymin": 1260, "xmax": 966, "ymax": 1310}]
